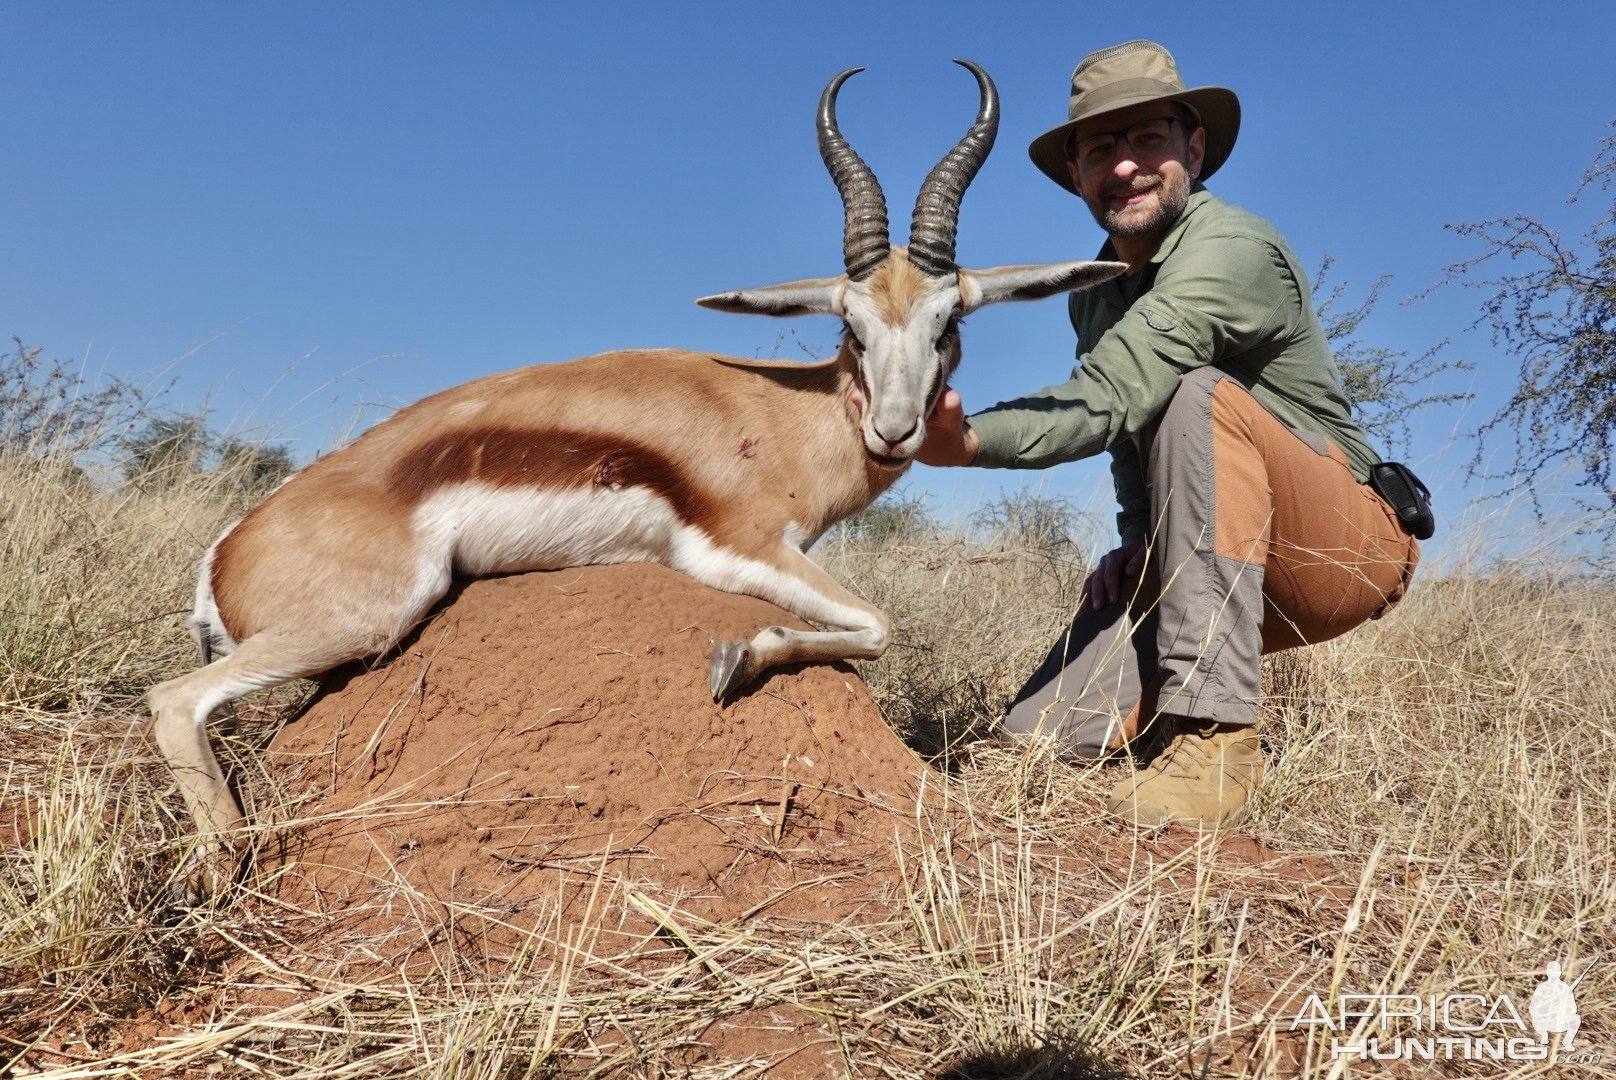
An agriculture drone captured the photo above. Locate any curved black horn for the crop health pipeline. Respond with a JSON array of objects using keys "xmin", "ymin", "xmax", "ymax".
[
  {"xmin": 817, "ymin": 67, "xmax": 891, "ymax": 282},
  {"xmin": 908, "ymin": 59, "xmax": 999, "ymax": 277}
]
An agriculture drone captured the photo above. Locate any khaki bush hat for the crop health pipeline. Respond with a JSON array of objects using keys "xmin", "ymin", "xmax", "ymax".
[{"xmin": 1028, "ymin": 39, "xmax": 1240, "ymax": 194}]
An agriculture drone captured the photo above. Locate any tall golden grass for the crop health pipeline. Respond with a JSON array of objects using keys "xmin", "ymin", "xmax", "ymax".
[{"xmin": 2, "ymin": 413, "xmax": 1611, "ymax": 1077}]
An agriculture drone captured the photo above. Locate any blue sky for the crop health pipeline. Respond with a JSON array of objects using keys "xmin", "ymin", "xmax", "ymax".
[{"xmin": 7, "ymin": 2, "xmax": 1614, "ymax": 538}]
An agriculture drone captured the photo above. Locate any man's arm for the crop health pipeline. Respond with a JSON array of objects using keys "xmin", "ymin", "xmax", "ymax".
[{"xmin": 965, "ymin": 233, "xmax": 1294, "ymax": 471}]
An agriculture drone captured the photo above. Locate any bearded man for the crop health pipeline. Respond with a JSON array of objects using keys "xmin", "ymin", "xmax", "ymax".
[{"xmin": 921, "ymin": 40, "xmax": 1427, "ymax": 829}]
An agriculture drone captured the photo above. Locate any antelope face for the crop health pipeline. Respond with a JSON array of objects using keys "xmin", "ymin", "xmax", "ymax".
[
  {"xmin": 698, "ymin": 61, "xmax": 1127, "ymax": 470},
  {"xmin": 840, "ymin": 255, "xmax": 962, "ymax": 467}
]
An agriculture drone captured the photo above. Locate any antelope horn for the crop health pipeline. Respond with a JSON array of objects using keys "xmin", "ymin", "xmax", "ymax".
[
  {"xmin": 908, "ymin": 59, "xmax": 999, "ymax": 277},
  {"xmin": 817, "ymin": 67, "xmax": 891, "ymax": 282}
]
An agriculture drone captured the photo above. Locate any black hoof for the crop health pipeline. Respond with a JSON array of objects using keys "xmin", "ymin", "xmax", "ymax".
[{"xmin": 709, "ymin": 640, "xmax": 753, "ymax": 700}]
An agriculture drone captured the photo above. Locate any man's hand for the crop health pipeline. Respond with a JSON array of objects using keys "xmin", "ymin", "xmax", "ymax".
[
  {"xmin": 917, "ymin": 387, "xmax": 980, "ymax": 467},
  {"xmin": 1086, "ymin": 537, "xmax": 1147, "ymax": 610}
]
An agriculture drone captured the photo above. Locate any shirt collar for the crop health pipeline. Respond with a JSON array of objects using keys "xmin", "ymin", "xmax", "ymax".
[{"xmin": 1146, "ymin": 184, "xmax": 1212, "ymax": 265}]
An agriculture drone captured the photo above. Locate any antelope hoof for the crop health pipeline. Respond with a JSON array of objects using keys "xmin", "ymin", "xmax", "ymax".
[
  {"xmin": 709, "ymin": 640, "xmax": 754, "ymax": 700},
  {"xmin": 167, "ymin": 843, "xmax": 241, "ymax": 906}
]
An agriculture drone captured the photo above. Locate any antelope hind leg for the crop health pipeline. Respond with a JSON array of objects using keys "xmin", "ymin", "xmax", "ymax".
[
  {"xmin": 150, "ymin": 668, "xmax": 249, "ymax": 899},
  {"xmin": 147, "ymin": 633, "xmax": 330, "ymax": 899}
]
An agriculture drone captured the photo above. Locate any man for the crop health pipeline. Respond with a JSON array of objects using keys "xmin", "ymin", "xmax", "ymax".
[{"xmin": 920, "ymin": 40, "xmax": 1421, "ymax": 829}]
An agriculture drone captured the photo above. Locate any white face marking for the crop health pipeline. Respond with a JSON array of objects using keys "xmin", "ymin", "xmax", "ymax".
[{"xmin": 843, "ymin": 274, "xmax": 960, "ymax": 464}]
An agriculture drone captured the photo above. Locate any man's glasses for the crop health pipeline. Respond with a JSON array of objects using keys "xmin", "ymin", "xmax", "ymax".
[{"xmin": 1069, "ymin": 116, "xmax": 1182, "ymax": 170}]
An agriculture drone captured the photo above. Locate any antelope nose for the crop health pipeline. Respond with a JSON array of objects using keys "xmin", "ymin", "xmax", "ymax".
[{"xmin": 874, "ymin": 420, "xmax": 919, "ymax": 447}]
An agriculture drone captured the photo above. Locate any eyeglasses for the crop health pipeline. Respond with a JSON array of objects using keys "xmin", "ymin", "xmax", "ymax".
[{"xmin": 1069, "ymin": 116, "xmax": 1183, "ymax": 170}]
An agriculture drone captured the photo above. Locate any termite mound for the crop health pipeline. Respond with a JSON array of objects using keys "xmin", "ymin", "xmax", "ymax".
[{"xmin": 260, "ymin": 563, "xmax": 925, "ymax": 952}]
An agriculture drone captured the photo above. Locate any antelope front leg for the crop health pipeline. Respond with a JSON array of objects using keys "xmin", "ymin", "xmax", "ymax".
[{"xmin": 701, "ymin": 546, "xmax": 890, "ymax": 699}]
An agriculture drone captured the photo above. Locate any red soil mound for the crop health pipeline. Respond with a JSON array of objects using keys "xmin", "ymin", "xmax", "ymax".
[{"xmin": 262, "ymin": 564, "xmax": 926, "ymax": 954}]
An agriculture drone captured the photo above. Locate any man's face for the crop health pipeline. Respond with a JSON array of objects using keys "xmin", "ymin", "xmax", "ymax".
[{"xmin": 1065, "ymin": 102, "xmax": 1206, "ymax": 243}]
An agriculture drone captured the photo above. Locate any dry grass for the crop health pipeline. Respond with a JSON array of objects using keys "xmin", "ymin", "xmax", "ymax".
[{"xmin": 2, "ymin": 444, "xmax": 1613, "ymax": 1077}]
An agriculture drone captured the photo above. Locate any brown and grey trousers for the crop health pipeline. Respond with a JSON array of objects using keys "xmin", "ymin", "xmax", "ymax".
[{"xmin": 1002, "ymin": 366, "xmax": 1420, "ymax": 757}]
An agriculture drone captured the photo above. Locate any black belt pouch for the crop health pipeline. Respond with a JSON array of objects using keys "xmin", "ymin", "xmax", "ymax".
[{"xmin": 1369, "ymin": 462, "xmax": 1436, "ymax": 540}]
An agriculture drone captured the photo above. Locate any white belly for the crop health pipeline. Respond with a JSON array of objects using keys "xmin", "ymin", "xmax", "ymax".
[{"xmin": 411, "ymin": 482, "xmax": 682, "ymax": 575}]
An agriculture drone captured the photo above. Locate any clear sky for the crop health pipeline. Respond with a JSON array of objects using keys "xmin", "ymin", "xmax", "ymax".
[{"xmin": 7, "ymin": 2, "xmax": 1613, "ymax": 538}]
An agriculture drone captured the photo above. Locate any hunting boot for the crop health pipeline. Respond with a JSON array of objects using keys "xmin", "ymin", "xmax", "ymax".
[{"xmin": 1105, "ymin": 716, "xmax": 1263, "ymax": 829}]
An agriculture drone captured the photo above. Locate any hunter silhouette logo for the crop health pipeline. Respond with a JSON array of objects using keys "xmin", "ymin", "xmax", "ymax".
[
  {"xmin": 1530, "ymin": 958, "xmax": 1595, "ymax": 1051},
  {"xmin": 1289, "ymin": 956, "xmax": 1600, "ymax": 1064}
]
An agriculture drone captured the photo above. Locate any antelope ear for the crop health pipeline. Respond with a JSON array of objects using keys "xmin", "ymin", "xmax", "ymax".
[
  {"xmin": 959, "ymin": 260, "xmax": 1127, "ymax": 310},
  {"xmin": 696, "ymin": 276, "xmax": 846, "ymax": 318}
]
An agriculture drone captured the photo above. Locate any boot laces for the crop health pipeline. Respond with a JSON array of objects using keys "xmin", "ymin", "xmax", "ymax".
[{"xmin": 1158, "ymin": 721, "xmax": 1229, "ymax": 779}]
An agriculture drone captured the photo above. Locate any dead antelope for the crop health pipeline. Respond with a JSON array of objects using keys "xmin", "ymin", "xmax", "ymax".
[{"xmin": 149, "ymin": 60, "xmax": 1123, "ymax": 892}]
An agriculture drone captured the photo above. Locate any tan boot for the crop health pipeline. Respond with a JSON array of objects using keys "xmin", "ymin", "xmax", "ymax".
[{"xmin": 1106, "ymin": 717, "xmax": 1263, "ymax": 830}]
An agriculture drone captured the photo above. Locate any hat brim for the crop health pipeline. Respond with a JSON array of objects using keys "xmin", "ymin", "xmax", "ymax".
[{"xmin": 1027, "ymin": 85, "xmax": 1240, "ymax": 194}]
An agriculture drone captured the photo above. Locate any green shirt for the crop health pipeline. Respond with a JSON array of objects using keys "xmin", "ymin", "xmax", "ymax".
[{"xmin": 969, "ymin": 188, "xmax": 1380, "ymax": 543}]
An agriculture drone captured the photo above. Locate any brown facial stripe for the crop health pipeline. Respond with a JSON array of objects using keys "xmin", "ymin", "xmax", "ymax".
[{"xmin": 387, "ymin": 426, "xmax": 723, "ymax": 530}]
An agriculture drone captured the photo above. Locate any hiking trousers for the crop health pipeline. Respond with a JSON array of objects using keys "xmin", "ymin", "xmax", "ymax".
[{"xmin": 1002, "ymin": 366, "xmax": 1420, "ymax": 758}]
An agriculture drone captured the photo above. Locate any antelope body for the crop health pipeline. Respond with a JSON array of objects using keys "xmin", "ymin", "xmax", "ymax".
[{"xmin": 149, "ymin": 61, "xmax": 1123, "ymax": 893}]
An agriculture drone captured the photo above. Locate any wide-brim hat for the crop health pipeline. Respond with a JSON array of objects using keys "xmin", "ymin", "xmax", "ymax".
[{"xmin": 1028, "ymin": 39, "xmax": 1240, "ymax": 194}]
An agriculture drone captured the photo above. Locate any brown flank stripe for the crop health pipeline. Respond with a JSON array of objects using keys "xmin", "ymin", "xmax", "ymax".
[{"xmin": 387, "ymin": 426, "xmax": 723, "ymax": 530}]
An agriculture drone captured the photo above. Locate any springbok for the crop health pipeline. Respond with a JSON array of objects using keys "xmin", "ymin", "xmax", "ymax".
[{"xmin": 149, "ymin": 60, "xmax": 1123, "ymax": 892}]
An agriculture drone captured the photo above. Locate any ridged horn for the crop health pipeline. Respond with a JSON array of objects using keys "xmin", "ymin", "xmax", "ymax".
[
  {"xmin": 817, "ymin": 67, "xmax": 891, "ymax": 282},
  {"xmin": 908, "ymin": 59, "xmax": 999, "ymax": 277}
]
